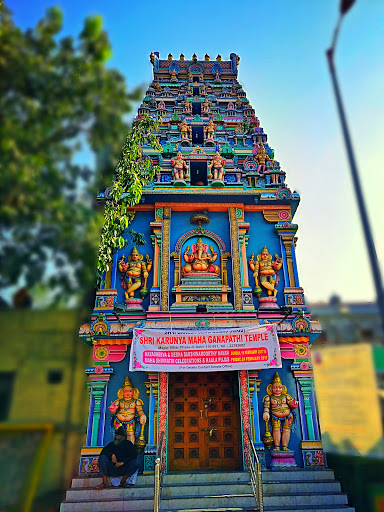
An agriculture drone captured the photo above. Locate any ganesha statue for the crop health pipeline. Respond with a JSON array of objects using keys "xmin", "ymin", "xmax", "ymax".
[{"xmin": 182, "ymin": 238, "xmax": 220, "ymax": 275}]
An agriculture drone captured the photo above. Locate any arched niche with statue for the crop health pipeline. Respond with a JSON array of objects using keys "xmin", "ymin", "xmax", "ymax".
[{"xmin": 170, "ymin": 213, "xmax": 232, "ymax": 311}]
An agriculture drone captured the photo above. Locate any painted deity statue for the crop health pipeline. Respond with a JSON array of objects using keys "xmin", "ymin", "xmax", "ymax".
[
  {"xmin": 171, "ymin": 151, "xmax": 188, "ymax": 181},
  {"xmin": 182, "ymin": 238, "xmax": 220, "ymax": 275},
  {"xmin": 254, "ymin": 142, "xmax": 271, "ymax": 169},
  {"xmin": 208, "ymin": 151, "xmax": 226, "ymax": 181},
  {"xmin": 118, "ymin": 247, "xmax": 152, "ymax": 301},
  {"xmin": 204, "ymin": 119, "xmax": 216, "ymax": 140},
  {"xmin": 202, "ymin": 98, "xmax": 210, "ymax": 114},
  {"xmin": 249, "ymin": 246, "xmax": 282, "ymax": 297},
  {"xmin": 179, "ymin": 119, "xmax": 191, "ymax": 140},
  {"xmin": 108, "ymin": 376, "xmax": 147, "ymax": 444},
  {"xmin": 183, "ymin": 99, "xmax": 192, "ymax": 114},
  {"xmin": 263, "ymin": 373, "xmax": 298, "ymax": 451}
]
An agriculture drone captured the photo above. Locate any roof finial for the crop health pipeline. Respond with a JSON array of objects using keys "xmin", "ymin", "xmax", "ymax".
[
  {"xmin": 168, "ymin": 53, "xmax": 173, "ymax": 61},
  {"xmin": 216, "ymin": 54, "xmax": 222, "ymax": 61},
  {"xmin": 205, "ymin": 53, "xmax": 210, "ymax": 61},
  {"xmin": 180, "ymin": 53, "xmax": 185, "ymax": 60},
  {"xmin": 192, "ymin": 53, "xmax": 197, "ymax": 61}
]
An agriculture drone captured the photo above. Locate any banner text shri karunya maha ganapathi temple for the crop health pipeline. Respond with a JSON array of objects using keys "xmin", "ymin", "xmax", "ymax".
[{"xmin": 61, "ymin": 52, "xmax": 355, "ymax": 512}]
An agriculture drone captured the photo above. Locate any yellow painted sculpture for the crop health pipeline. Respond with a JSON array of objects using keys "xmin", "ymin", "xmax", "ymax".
[
  {"xmin": 263, "ymin": 373, "xmax": 298, "ymax": 451},
  {"xmin": 254, "ymin": 142, "xmax": 271, "ymax": 167},
  {"xmin": 208, "ymin": 151, "xmax": 226, "ymax": 181},
  {"xmin": 108, "ymin": 376, "xmax": 147, "ymax": 444},
  {"xmin": 204, "ymin": 119, "xmax": 216, "ymax": 140},
  {"xmin": 179, "ymin": 119, "xmax": 191, "ymax": 140},
  {"xmin": 118, "ymin": 247, "xmax": 152, "ymax": 300},
  {"xmin": 202, "ymin": 98, "xmax": 210, "ymax": 114},
  {"xmin": 182, "ymin": 238, "xmax": 220, "ymax": 275},
  {"xmin": 171, "ymin": 151, "xmax": 188, "ymax": 181},
  {"xmin": 249, "ymin": 246, "xmax": 282, "ymax": 298},
  {"xmin": 183, "ymin": 99, "xmax": 192, "ymax": 114}
]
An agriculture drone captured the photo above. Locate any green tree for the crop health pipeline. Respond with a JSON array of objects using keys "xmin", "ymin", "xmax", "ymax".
[{"xmin": 0, "ymin": 4, "xmax": 144, "ymax": 305}]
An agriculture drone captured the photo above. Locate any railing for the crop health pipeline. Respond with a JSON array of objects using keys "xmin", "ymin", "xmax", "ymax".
[
  {"xmin": 154, "ymin": 432, "xmax": 165, "ymax": 512},
  {"xmin": 246, "ymin": 429, "xmax": 264, "ymax": 512}
]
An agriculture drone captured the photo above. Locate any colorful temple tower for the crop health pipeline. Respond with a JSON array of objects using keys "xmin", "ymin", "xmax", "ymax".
[{"xmin": 78, "ymin": 52, "xmax": 326, "ymax": 478}]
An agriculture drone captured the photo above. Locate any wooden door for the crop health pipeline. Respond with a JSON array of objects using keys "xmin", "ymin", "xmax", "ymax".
[{"xmin": 168, "ymin": 372, "xmax": 240, "ymax": 471}]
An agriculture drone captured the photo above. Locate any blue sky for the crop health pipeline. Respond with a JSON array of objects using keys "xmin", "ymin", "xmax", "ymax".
[{"xmin": 8, "ymin": 0, "xmax": 384, "ymax": 304}]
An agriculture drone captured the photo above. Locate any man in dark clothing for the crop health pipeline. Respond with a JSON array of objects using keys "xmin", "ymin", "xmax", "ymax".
[{"xmin": 96, "ymin": 426, "xmax": 139, "ymax": 489}]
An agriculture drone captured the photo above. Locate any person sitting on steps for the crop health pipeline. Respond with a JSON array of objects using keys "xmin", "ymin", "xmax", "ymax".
[{"xmin": 96, "ymin": 426, "xmax": 139, "ymax": 489}]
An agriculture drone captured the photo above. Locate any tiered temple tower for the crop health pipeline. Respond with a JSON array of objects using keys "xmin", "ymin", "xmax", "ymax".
[{"xmin": 78, "ymin": 52, "xmax": 325, "ymax": 476}]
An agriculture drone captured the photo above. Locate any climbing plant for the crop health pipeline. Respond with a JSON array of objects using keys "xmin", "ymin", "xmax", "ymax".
[{"xmin": 96, "ymin": 114, "xmax": 161, "ymax": 287}]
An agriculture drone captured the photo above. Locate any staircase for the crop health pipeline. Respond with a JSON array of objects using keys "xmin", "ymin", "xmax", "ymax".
[{"xmin": 60, "ymin": 469, "xmax": 355, "ymax": 512}]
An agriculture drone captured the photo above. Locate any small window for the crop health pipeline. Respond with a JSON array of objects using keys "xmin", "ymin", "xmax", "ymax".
[
  {"xmin": 47, "ymin": 370, "xmax": 63, "ymax": 384},
  {"xmin": 0, "ymin": 372, "xmax": 16, "ymax": 421}
]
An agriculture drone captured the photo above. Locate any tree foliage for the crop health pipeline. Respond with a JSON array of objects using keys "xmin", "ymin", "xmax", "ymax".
[
  {"xmin": 97, "ymin": 115, "xmax": 161, "ymax": 287},
  {"xmin": 0, "ymin": 4, "xmax": 143, "ymax": 305}
]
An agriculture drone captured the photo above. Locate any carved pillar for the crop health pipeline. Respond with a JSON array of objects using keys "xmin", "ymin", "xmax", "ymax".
[
  {"xmin": 149, "ymin": 214, "xmax": 162, "ymax": 311},
  {"xmin": 161, "ymin": 207, "xmax": 171, "ymax": 311},
  {"xmin": 298, "ymin": 378, "xmax": 315, "ymax": 440},
  {"xmin": 248, "ymin": 371, "xmax": 266, "ymax": 469},
  {"xmin": 294, "ymin": 374, "xmax": 326, "ymax": 467},
  {"xmin": 158, "ymin": 372, "xmax": 168, "ymax": 471},
  {"xmin": 239, "ymin": 370, "xmax": 251, "ymax": 470},
  {"xmin": 238, "ymin": 216, "xmax": 254, "ymax": 310},
  {"xmin": 144, "ymin": 373, "xmax": 159, "ymax": 474},
  {"xmin": 145, "ymin": 374, "xmax": 159, "ymax": 445},
  {"xmin": 87, "ymin": 381, "xmax": 107, "ymax": 447},
  {"xmin": 229, "ymin": 207, "xmax": 243, "ymax": 310},
  {"xmin": 281, "ymin": 235, "xmax": 296, "ymax": 287},
  {"xmin": 248, "ymin": 372, "xmax": 261, "ymax": 441}
]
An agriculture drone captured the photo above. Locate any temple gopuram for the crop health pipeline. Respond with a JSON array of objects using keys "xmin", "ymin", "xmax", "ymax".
[{"xmin": 61, "ymin": 53, "xmax": 355, "ymax": 512}]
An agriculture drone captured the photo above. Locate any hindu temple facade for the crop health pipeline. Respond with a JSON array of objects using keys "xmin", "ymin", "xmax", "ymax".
[{"xmin": 78, "ymin": 52, "xmax": 325, "ymax": 476}]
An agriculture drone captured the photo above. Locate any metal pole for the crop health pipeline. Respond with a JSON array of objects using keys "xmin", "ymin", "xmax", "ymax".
[{"xmin": 326, "ymin": 46, "xmax": 384, "ymax": 338}]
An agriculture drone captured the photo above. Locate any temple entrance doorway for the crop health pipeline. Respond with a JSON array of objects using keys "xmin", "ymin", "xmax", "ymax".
[{"xmin": 168, "ymin": 371, "xmax": 241, "ymax": 471}]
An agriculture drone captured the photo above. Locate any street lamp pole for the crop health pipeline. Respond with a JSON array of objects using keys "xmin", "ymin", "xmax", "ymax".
[{"xmin": 326, "ymin": 3, "xmax": 384, "ymax": 338}]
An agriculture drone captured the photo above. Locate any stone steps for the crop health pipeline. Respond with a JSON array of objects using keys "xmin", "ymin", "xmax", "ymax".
[{"xmin": 60, "ymin": 469, "xmax": 355, "ymax": 512}]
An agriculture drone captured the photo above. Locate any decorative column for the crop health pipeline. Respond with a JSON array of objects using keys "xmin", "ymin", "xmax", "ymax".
[
  {"xmin": 248, "ymin": 371, "xmax": 266, "ymax": 468},
  {"xmin": 238, "ymin": 212, "xmax": 254, "ymax": 311},
  {"xmin": 275, "ymin": 222, "xmax": 306, "ymax": 311},
  {"xmin": 149, "ymin": 216, "xmax": 162, "ymax": 311},
  {"xmin": 160, "ymin": 206, "xmax": 171, "ymax": 311},
  {"xmin": 144, "ymin": 373, "xmax": 159, "ymax": 474},
  {"xmin": 229, "ymin": 207, "xmax": 243, "ymax": 311},
  {"xmin": 291, "ymin": 360, "xmax": 326, "ymax": 468},
  {"xmin": 158, "ymin": 372, "xmax": 168, "ymax": 472},
  {"xmin": 239, "ymin": 370, "xmax": 251, "ymax": 470}
]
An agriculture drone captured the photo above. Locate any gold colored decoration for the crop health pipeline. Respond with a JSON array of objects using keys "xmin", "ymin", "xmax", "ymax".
[
  {"xmin": 135, "ymin": 423, "xmax": 146, "ymax": 453},
  {"xmin": 216, "ymin": 54, "xmax": 222, "ymax": 61},
  {"xmin": 262, "ymin": 209, "xmax": 291, "ymax": 223},
  {"xmin": 95, "ymin": 347, "xmax": 109, "ymax": 360},
  {"xmin": 161, "ymin": 206, "xmax": 170, "ymax": 311},
  {"xmin": 229, "ymin": 207, "xmax": 242, "ymax": 310},
  {"xmin": 168, "ymin": 53, "xmax": 173, "ymax": 61},
  {"xmin": 179, "ymin": 53, "xmax": 185, "ymax": 60},
  {"xmin": 205, "ymin": 53, "xmax": 210, "ymax": 61}
]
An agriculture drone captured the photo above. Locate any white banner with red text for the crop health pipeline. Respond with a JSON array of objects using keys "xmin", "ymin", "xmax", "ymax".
[{"xmin": 129, "ymin": 324, "xmax": 281, "ymax": 372}]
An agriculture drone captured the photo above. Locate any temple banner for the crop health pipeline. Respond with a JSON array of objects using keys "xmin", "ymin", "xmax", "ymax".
[{"xmin": 129, "ymin": 324, "xmax": 281, "ymax": 372}]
